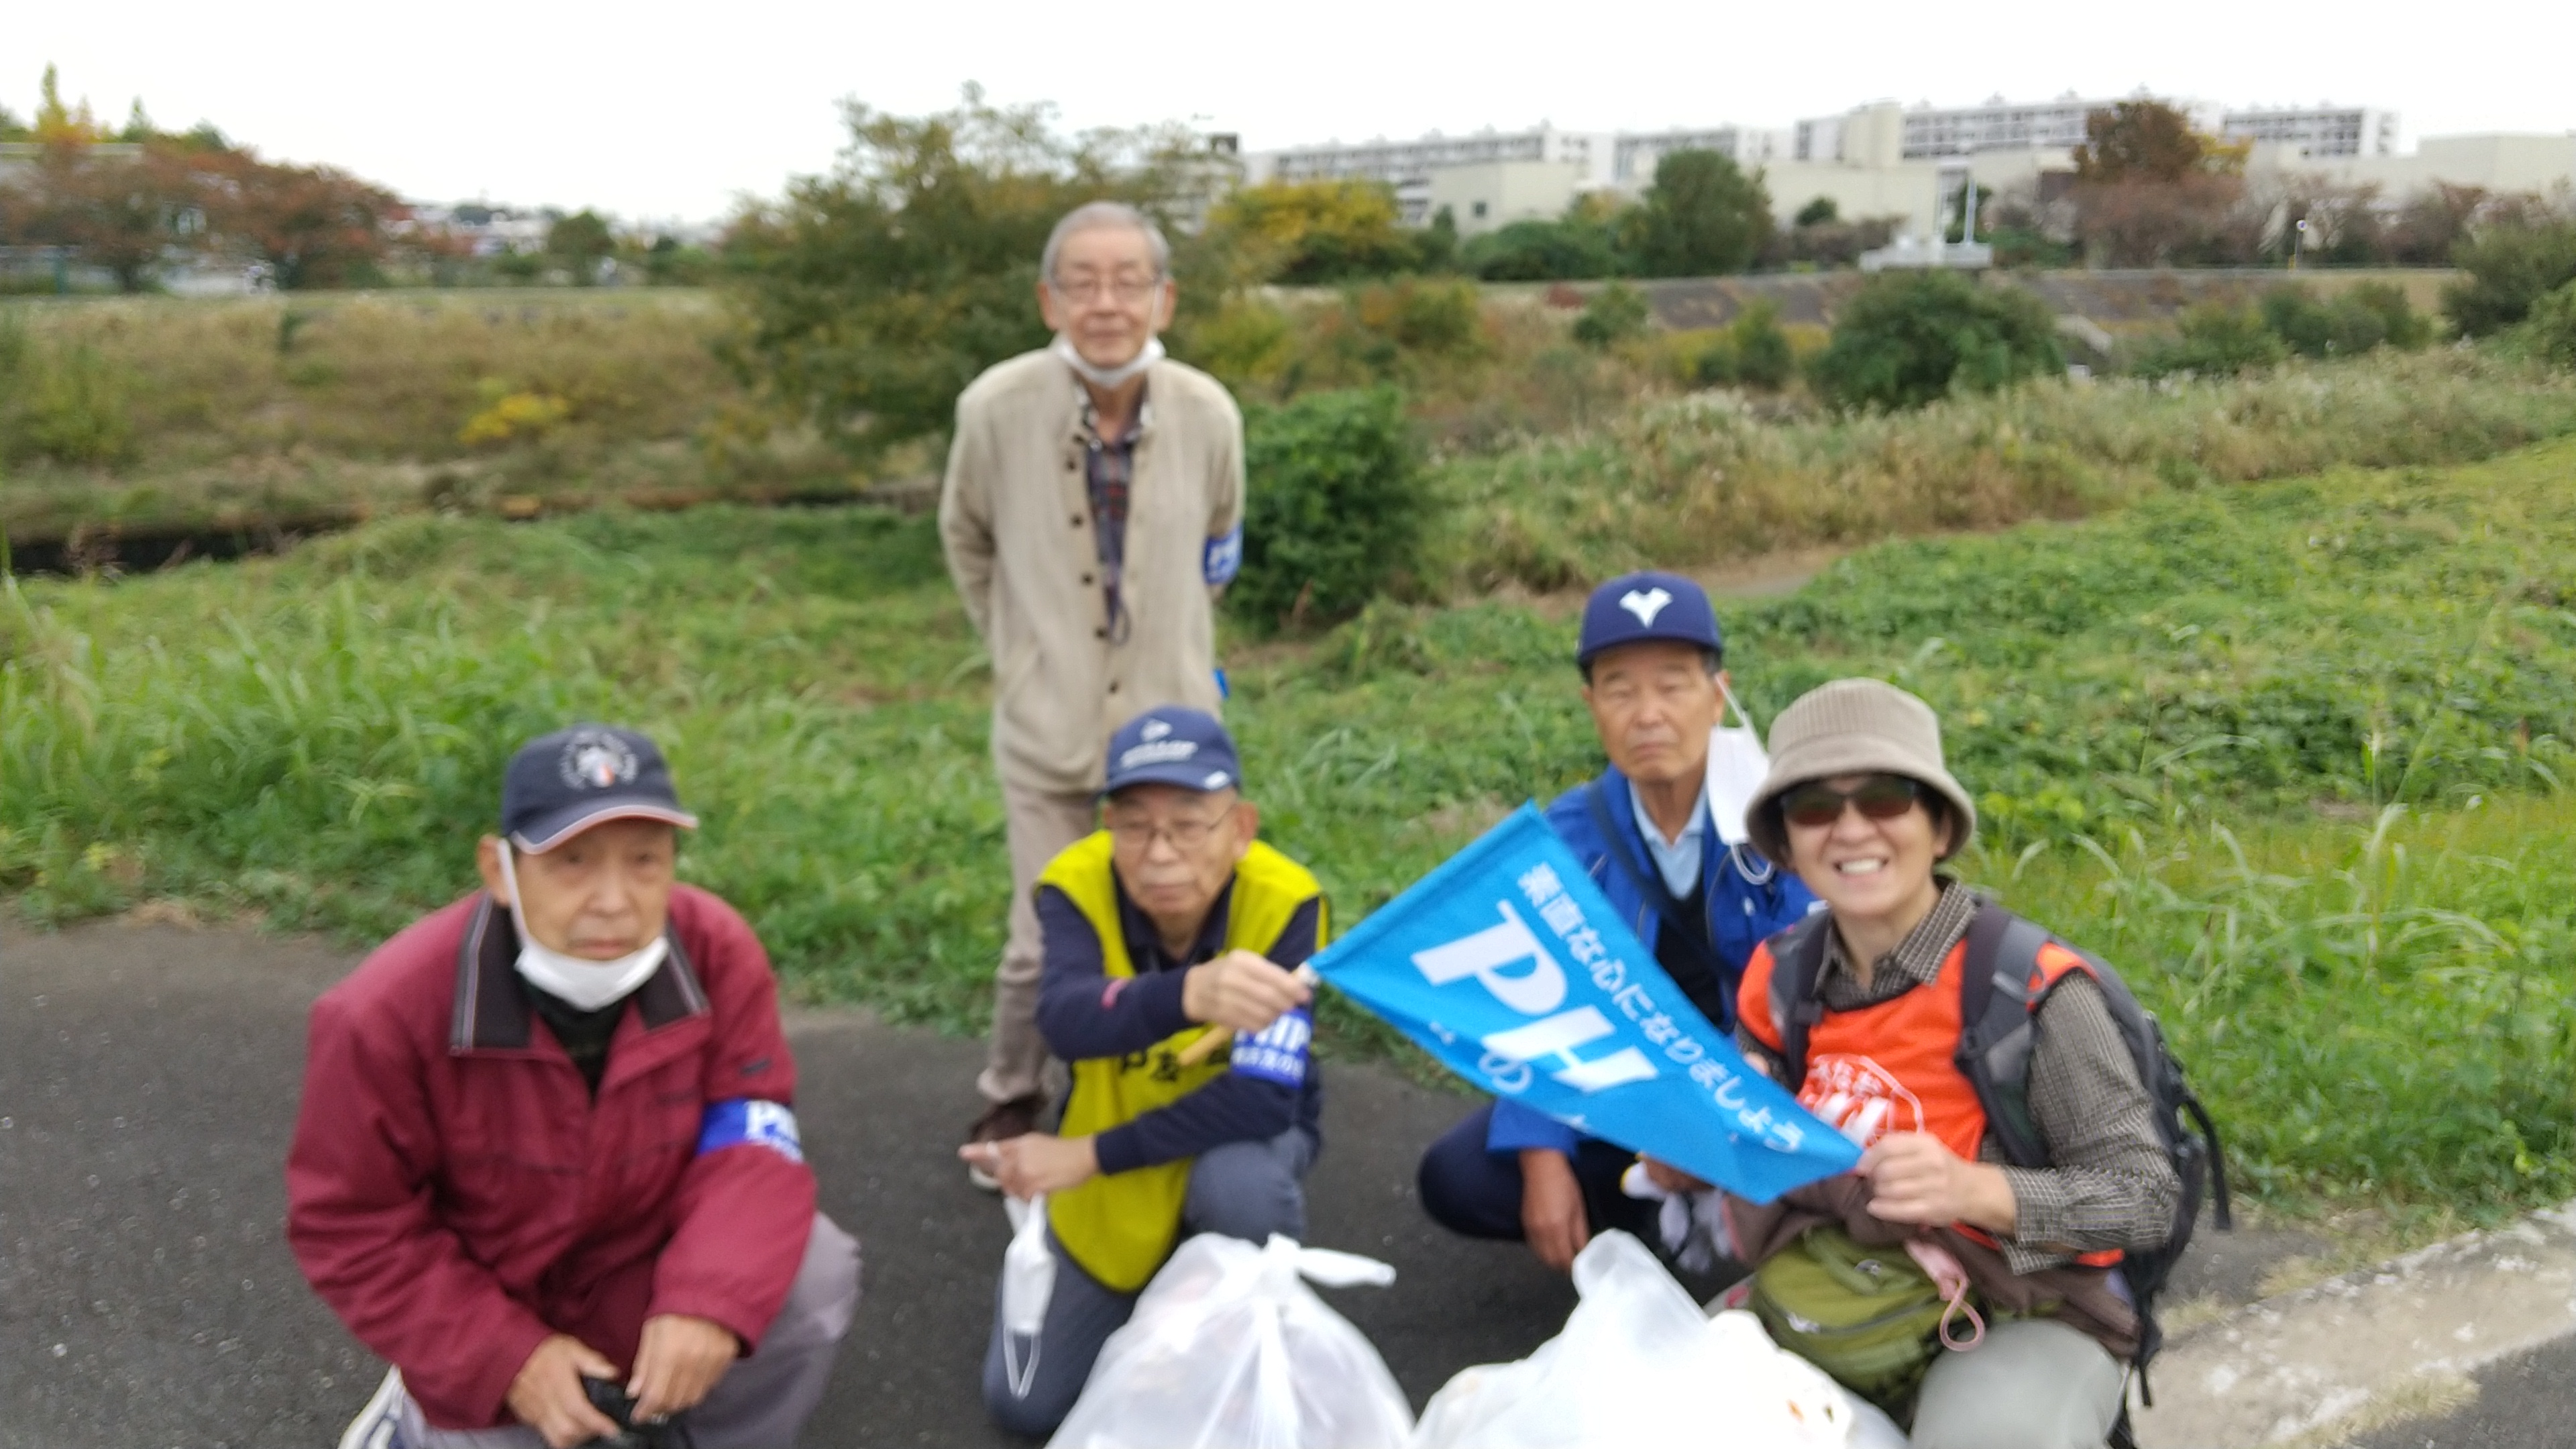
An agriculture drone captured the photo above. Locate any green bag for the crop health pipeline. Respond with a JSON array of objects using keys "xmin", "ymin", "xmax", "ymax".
[{"xmin": 1750, "ymin": 1227, "xmax": 1949, "ymax": 1411}]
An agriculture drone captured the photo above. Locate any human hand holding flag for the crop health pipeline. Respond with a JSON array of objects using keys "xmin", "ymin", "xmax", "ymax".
[{"xmin": 1309, "ymin": 804, "xmax": 1858, "ymax": 1203}]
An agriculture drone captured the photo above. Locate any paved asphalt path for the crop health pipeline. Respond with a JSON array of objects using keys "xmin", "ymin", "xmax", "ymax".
[{"xmin": 3, "ymin": 916, "xmax": 2549, "ymax": 1448}]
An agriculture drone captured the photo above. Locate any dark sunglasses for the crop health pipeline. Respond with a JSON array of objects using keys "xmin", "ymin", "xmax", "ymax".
[{"xmin": 1779, "ymin": 775, "xmax": 1924, "ymax": 828}]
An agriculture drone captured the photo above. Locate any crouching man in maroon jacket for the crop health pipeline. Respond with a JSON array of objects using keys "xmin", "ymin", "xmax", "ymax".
[{"xmin": 288, "ymin": 724, "xmax": 860, "ymax": 1449}]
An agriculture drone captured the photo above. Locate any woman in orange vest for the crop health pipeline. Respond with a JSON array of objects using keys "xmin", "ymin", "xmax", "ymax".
[{"xmin": 1713, "ymin": 679, "xmax": 2180, "ymax": 1448}]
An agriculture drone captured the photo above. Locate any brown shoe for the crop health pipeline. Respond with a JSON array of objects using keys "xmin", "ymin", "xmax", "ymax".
[{"xmin": 963, "ymin": 1095, "xmax": 1044, "ymax": 1192}]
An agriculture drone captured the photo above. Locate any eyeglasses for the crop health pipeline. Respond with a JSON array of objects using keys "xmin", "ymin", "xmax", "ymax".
[
  {"xmin": 1106, "ymin": 813, "xmax": 1229, "ymax": 853},
  {"xmin": 1779, "ymin": 775, "xmax": 1924, "ymax": 828},
  {"xmin": 1049, "ymin": 274, "xmax": 1163, "ymax": 305}
]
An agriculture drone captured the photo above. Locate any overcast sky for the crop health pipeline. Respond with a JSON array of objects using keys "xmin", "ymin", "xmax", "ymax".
[{"xmin": 11, "ymin": 0, "xmax": 2572, "ymax": 225}]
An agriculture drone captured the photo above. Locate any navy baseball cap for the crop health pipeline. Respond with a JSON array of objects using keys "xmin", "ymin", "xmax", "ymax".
[
  {"xmin": 501, "ymin": 724, "xmax": 699, "ymax": 852},
  {"xmin": 1576, "ymin": 570, "xmax": 1724, "ymax": 669},
  {"xmin": 1102, "ymin": 707, "xmax": 1242, "ymax": 796}
]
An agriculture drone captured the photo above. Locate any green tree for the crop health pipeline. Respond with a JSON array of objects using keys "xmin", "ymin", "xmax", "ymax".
[
  {"xmin": 547, "ymin": 209, "xmax": 616, "ymax": 282},
  {"xmin": 1809, "ymin": 270, "xmax": 2063, "ymax": 410},
  {"xmin": 2445, "ymin": 213, "xmax": 2576, "ymax": 337},
  {"xmin": 1793, "ymin": 196, "xmax": 1839, "ymax": 227},
  {"xmin": 1625, "ymin": 149, "xmax": 1770, "ymax": 277},
  {"xmin": 724, "ymin": 91, "xmax": 1196, "ymax": 462}
]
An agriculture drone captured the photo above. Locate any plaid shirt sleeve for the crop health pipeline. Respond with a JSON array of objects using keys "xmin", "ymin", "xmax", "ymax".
[{"xmin": 1986, "ymin": 973, "xmax": 2183, "ymax": 1274}]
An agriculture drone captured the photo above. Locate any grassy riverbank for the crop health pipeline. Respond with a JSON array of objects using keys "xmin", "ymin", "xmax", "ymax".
[{"xmin": 9, "ymin": 435, "xmax": 2575, "ymax": 1216}]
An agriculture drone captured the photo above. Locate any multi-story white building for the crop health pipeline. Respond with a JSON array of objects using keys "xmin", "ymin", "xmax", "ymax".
[
  {"xmin": 1612, "ymin": 126, "xmax": 1790, "ymax": 186},
  {"xmin": 1244, "ymin": 125, "xmax": 1611, "ymax": 225},
  {"xmin": 2221, "ymin": 106, "xmax": 2398, "ymax": 158}
]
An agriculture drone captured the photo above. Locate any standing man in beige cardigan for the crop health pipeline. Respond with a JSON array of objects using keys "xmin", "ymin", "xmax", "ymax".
[{"xmin": 940, "ymin": 201, "xmax": 1248, "ymax": 1186}]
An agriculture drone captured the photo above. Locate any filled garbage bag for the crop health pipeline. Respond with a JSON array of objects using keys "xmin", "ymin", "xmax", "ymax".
[
  {"xmin": 1411, "ymin": 1230, "xmax": 1900, "ymax": 1449},
  {"xmin": 1046, "ymin": 1232, "xmax": 1415, "ymax": 1449}
]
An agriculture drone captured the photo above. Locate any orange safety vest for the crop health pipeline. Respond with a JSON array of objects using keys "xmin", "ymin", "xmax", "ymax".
[{"xmin": 1739, "ymin": 928, "xmax": 2118, "ymax": 1264}]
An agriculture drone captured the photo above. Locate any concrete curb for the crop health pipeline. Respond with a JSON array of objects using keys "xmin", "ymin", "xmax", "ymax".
[{"xmin": 2133, "ymin": 1200, "xmax": 2576, "ymax": 1447}]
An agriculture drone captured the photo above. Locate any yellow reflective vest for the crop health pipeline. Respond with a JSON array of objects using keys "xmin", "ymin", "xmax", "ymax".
[{"xmin": 1040, "ymin": 831, "xmax": 1326, "ymax": 1292}]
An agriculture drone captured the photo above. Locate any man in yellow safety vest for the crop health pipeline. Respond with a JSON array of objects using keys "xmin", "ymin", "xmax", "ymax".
[{"xmin": 958, "ymin": 705, "xmax": 1324, "ymax": 1438}]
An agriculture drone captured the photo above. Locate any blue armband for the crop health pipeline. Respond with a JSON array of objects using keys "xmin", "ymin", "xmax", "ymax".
[
  {"xmin": 1204, "ymin": 526, "xmax": 1243, "ymax": 586},
  {"xmin": 1230, "ymin": 1006, "xmax": 1312, "ymax": 1087},
  {"xmin": 696, "ymin": 1098, "xmax": 804, "ymax": 1163}
]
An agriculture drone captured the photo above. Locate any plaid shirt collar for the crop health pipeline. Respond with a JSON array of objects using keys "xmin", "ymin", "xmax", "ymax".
[{"xmin": 1817, "ymin": 879, "xmax": 1980, "ymax": 1010}]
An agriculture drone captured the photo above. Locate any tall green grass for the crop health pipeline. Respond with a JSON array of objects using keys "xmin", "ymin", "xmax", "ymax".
[
  {"xmin": 8, "ymin": 439, "xmax": 2575, "ymax": 1214},
  {"xmin": 1433, "ymin": 346, "xmax": 2576, "ymax": 592}
]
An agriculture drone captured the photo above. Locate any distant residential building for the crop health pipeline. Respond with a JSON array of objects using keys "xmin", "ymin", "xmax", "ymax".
[
  {"xmin": 2222, "ymin": 106, "xmax": 2398, "ymax": 158},
  {"xmin": 1244, "ymin": 125, "xmax": 1610, "ymax": 224},
  {"xmin": 1424, "ymin": 160, "xmax": 1585, "ymax": 236},
  {"xmin": 1612, "ymin": 127, "xmax": 1789, "ymax": 186}
]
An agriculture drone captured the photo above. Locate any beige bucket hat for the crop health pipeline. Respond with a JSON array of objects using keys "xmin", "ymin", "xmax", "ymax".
[{"xmin": 1745, "ymin": 678, "xmax": 1978, "ymax": 866}]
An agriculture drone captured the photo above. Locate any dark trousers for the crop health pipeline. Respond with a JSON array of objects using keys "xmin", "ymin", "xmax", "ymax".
[{"xmin": 1415, "ymin": 1102, "xmax": 1660, "ymax": 1244}]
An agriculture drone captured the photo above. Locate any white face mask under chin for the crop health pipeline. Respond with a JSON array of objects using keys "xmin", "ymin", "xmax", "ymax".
[
  {"xmin": 498, "ymin": 843, "xmax": 667, "ymax": 1012},
  {"xmin": 1052, "ymin": 334, "xmax": 1164, "ymax": 391}
]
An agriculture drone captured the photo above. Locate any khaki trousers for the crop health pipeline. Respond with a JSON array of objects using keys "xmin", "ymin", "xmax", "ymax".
[{"xmin": 977, "ymin": 781, "xmax": 1099, "ymax": 1107}]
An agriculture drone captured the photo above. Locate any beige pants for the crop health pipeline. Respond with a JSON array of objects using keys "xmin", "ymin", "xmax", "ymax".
[{"xmin": 977, "ymin": 781, "xmax": 1099, "ymax": 1106}]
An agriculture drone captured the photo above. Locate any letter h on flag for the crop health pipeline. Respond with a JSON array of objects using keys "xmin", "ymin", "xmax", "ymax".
[{"xmin": 1310, "ymin": 804, "xmax": 1859, "ymax": 1203}]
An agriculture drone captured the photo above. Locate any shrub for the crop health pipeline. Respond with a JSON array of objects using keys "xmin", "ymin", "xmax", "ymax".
[
  {"xmin": 2345, "ymin": 280, "xmax": 2432, "ymax": 349},
  {"xmin": 1232, "ymin": 387, "xmax": 1428, "ymax": 630},
  {"xmin": 2259, "ymin": 284, "xmax": 2387, "ymax": 358},
  {"xmin": 1571, "ymin": 282, "xmax": 1651, "ymax": 348},
  {"xmin": 1807, "ymin": 270, "xmax": 2064, "ymax": 410},
  {"xmin": 2131, "ymin": 302, "xmax": 2288, "ymax": 378},
  {"xmin": 1690, "ymin": 300, "xmax": 1794, "ymax": 390},
  {"xmin": 2445, "ymin": 215, "xmax": 2576, "ymax": 337},
  {"xmin": 2528, "ymin": 279, "xmax": 2576, "ymax": 370}
]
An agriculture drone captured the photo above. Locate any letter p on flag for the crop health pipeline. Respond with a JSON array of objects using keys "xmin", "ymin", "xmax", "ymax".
[{"xmin": 1310, "ymin": 804, "xmax": 1860, "ymax": 1203}]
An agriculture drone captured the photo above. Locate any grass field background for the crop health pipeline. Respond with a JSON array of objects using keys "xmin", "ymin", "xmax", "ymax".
[{"xmin": 10, "ymin": 433, "xmax": 2575, "ymax": 1220}]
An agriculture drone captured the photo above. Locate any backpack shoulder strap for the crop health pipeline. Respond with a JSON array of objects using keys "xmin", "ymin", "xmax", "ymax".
[
  {"xmin": 1955, "ymin": 900, "xmax": 2051, "ymax": 1169},
  {"xmin": 1767, "ymin": 912, "xmax": 1835, "ymax": 1088}
]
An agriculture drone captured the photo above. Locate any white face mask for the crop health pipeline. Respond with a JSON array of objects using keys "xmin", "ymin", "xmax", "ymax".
[
  {"xmin": 1705, "ymin": 679, "xmax": 1772, "ymax": 849},
  {"xmin": 1053, "ymin": 334, "xmax": 1164, "ymax": 391},
  {"xmin": 497, "ymin": 843, "xmax": 667, "ymax": 1012}
]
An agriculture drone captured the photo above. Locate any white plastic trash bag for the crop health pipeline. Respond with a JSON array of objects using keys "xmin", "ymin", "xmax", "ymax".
[
  {"xmin": 1411, "ymin": 1230, "xmax": 1879, "ymax": 1449},
  {"xmin": 1046, "ymin": 1232, "xmax": 1415, "ymax": 1449},
  {"xmin": 999, "ymin": 1193, "xmax": 1057, "ymax": 1399}
]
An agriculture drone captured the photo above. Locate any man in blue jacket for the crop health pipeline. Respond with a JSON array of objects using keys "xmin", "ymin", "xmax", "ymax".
[{"xmin": 1415, "ymin": 571, "xmax": 1819, "ymax": 1271}]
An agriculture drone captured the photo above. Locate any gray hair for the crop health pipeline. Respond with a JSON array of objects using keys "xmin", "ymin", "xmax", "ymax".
[{"xmin": 1041, "ymin": 201, "xmax": 1171, "ymax": 284}]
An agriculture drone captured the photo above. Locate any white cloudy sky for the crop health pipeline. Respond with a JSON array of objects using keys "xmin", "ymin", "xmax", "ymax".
[{"xmin": 10, "ymin": 0, "xmax": 2572, "ymax": 225}]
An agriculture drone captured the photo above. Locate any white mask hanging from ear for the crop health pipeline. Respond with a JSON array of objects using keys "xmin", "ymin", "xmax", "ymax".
[
  {"xmin": 497, "ymin": 842, "xmax": 667, "ymax": 1012},
  {"xmin": 1705, "ymin": 679, "xmax": 1772, "ymax": 849},
  {"xmin": 1052, "ymin": 335, "xmax": 1164, "ymax": 392}
]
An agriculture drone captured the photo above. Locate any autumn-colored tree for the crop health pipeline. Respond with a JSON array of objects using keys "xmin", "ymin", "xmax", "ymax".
[
  {"xmin": 32, "ymin": 64, "xmax": 105, "ymax": 145},
  {"xmin": 2070, "ymin": 101, "xmax": 2250, "ymax": 267},
  {"xmin": 212, "ymin": 156, "xmax": 398, "ymax": 288},
  {"xmin": 1203, "ymin": 178, "xmax": 1423, "ymax": 284},
  {"xmin": 7, "ymin": 143, "xmax": 213, "ymax": 290},
  {"xmin": 2072, "ymin": 101, "xmax": 2241, "ymax": 182}
]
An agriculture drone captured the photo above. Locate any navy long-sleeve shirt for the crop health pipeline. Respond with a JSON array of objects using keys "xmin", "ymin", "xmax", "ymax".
[{"xmin": 1036, "ymin": 876, "xmax": 1324, "ymax": 1175}]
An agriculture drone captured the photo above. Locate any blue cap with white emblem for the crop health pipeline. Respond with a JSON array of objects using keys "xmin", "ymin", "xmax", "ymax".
[
  {"xmin": 1575, "ymin": 570, "xmax": 1724, "ymax": 669},
  {"xmin": 501, "ymin": 723, "xmax": 698, "ymax": 852},
  {"xmin": 1102, "ymin": 706, "xmax": 1242, "ymax": 796}
]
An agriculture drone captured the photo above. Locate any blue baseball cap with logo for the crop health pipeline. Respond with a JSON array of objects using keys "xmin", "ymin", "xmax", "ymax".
[
  {"xmin": 1576, "ymin": 570, "xmax": 1725, "ymax": 671},
  {"xmin": 502, "ymin": 723, "xmax": 700, "ymax": 852},
  {"xmin": 1102, "ymin": 706, "xmax": 1242, "ymax": 796}
]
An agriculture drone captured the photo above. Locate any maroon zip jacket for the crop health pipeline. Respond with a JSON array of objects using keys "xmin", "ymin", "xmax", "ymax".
[{"xmin": 285, "ymin": 886, "xmax": 816, "ymax": 1430}]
